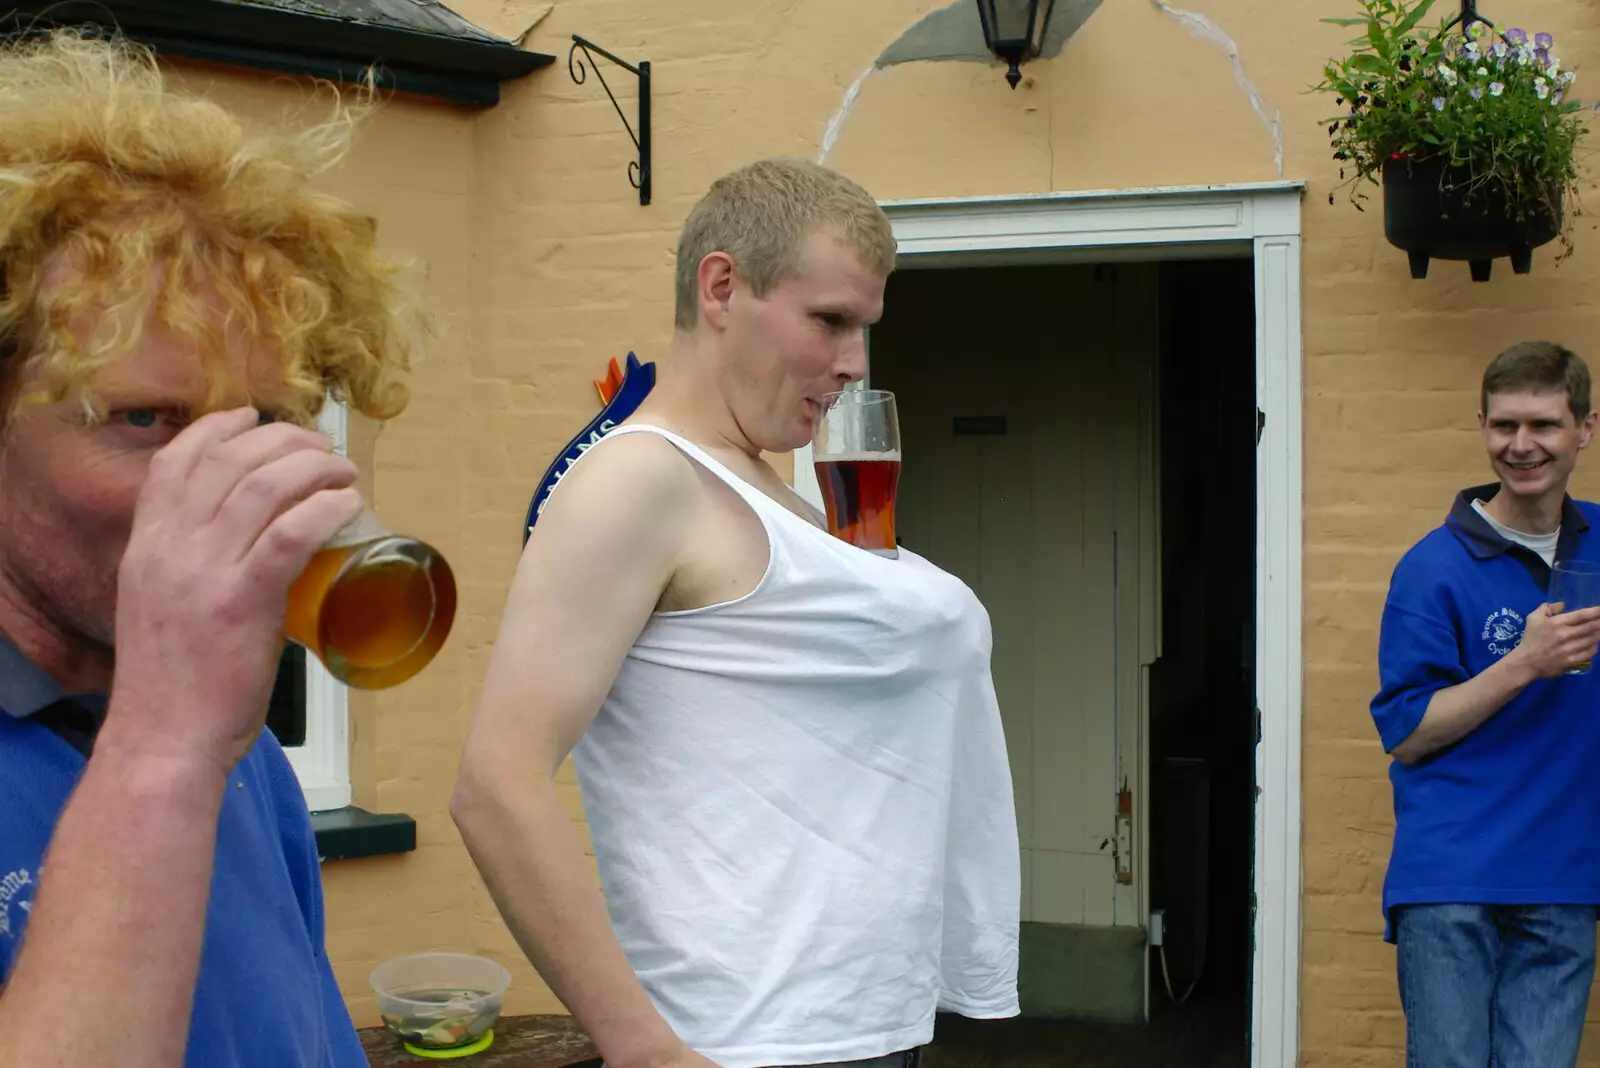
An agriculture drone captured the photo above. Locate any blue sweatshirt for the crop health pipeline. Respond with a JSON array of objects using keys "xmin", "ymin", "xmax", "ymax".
[
  {"xmin": 0, "ymin": 636, "xmax": 366, "ymax": 1067},
  {"xmin": 1371, "ymin": 484, "xmax": 1600, "ymax": 941}
]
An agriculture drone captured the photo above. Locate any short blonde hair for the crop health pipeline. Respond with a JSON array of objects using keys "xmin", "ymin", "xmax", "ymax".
[
  {"xmin": 0, "ymin": 28, "xmax": 429, "ymax": 425},
  {"xmin": 673, "ymin": 157, "xmax": 896, "ymax": 330}
]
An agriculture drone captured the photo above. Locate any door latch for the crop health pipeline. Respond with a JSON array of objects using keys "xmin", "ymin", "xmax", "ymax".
[{"xmin": 1115, "ymin": 780, "xmax": 1134, "ymax": 885}]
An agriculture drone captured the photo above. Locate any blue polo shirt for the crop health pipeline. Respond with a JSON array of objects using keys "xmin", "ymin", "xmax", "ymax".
[
  {"xmin": 1372, "ymin": 484, "xmax": 1600, "ymax": 941},
  {"xmin": 0, "ymin": 635, "xmax": 366, "ymax": 1067}
]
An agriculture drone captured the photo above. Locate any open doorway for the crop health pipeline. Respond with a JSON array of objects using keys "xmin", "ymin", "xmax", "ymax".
[
  {"xmin": 1144, "ymin": 256, "xmax": 1256, "ymax": 1056},
  {"xmin": 868, "ymin": 256, "xmax": 1254, "ymax": 1067}
]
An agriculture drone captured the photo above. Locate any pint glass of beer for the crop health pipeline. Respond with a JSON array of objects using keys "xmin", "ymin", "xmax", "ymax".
[
  {"xmin": 284, "ymin": 507, "xmax": 457, "ymax": 690},
  {"xmin": 812, "ymin": 389, "xmax": 901, "ymax": 559},
  {"xmin": 1550, "ymin": 559, "xmax": 1600, "ymax": 675}
]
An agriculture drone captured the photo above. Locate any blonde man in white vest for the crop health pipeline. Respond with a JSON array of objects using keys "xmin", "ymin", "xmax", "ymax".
[{"xmin": 454, "ymin": 158, "xmax": 1020, "ymax": 1068}]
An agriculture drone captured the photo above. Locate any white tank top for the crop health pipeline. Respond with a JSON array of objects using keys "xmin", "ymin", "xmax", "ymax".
[{"xmin": 566, "ymin": 424, "xmax": 1020, "ymax": 1068}]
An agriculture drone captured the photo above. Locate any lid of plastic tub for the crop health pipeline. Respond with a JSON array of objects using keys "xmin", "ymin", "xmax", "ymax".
[{"xmin": 403, "ymin": 1029, "xmax": 495, "ymax": 1059}]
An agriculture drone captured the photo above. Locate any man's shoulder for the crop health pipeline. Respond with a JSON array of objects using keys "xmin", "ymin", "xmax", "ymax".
[
  {"xmin": 0, "ymin": 715, "xmax": 80, "ymax": 813},
  {"xmin": 241, "ymin": 723, "xmax": 293, "ymax": 779},
  {"xmin": 540, "ymin": 427, "xmax": 702, "ymax": 524},
  {"xmin": 529, "ymin": 427, "xmax": 710, "ymax": 575},
  {"xmin": 235, "ymin": 728, "xmax": 315, "ymax": 837},
  {"xmin": 570, "ymin": 425, "xmax": 701, "ymax": 485},
  {"xmin": 1391, "ymin": 522, "xmax": 1469, "ymax": 583},
  {"xmin": 1378, "ymin": 521, "xmax": 1490, "ymax": 633},
  {"xmin": 1573, "ymin": 497, "xmax": 1600, "ymax": 526}
]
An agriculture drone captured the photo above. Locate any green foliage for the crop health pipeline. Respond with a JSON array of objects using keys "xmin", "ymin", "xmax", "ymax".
[{"xmin": 1313, "ymin": 0, "xmax": 1587, "ymax": 241}]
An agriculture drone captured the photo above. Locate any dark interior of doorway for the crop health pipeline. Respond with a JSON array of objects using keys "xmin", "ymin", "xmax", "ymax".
[
  {"xmin": 1144, "ymin": 255, "xmax": 1256, "ymax": 1049},
  {"xmin": 904, "ymin": 257, "xmax": 1256, "ymax": 1068}
]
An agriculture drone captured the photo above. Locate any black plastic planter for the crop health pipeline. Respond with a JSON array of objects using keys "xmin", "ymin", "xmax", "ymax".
[{"xmin": 1382, "ymin": 155, "xmax": 1561, "ymax": 281}]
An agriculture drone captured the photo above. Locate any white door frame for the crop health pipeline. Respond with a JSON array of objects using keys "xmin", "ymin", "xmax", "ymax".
[
  {"xmin": 793, "ymin": 181, "xmax": 1305, "ymax": 1068},
  {"xmin": 285, "ymin": 399, "xmax": 352, "ymax": 813}
]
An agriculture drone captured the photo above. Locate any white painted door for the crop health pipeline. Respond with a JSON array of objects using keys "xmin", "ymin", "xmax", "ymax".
[{"xmin": 870, "ymin": 262, "xmax": 1160, "ymax": 936}]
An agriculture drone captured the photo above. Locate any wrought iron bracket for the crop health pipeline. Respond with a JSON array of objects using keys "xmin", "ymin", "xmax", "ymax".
[
  {"xmin": 568, "ymin": 35, "xmax": 651, "ymax": 206},
  {"xmin": 1442, "ymin": 0, "xmax": 1492, "ymax": 35}
]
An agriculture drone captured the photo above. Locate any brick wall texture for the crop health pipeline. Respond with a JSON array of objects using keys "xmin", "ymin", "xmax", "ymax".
[{"xmin": 172, "ymin": 0, "xmax": 1600, "ymax": 1059}]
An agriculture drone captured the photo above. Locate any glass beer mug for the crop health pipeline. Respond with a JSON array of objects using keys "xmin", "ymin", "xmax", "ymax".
[
  {"xmin": 812, "ymin": 388, "xmax": 902, "ymax": 559},
  {"xmin": 284, "ymin": 507, "xmax": 456, "ymax": 690},
  {"xmin": 1549, "ymin": 559, "xmax": 1600, "ymax": 676}
]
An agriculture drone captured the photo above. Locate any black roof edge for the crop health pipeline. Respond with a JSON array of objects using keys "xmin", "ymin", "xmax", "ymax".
[{"xmin": 1, "ymin": 0, "xmax": 555, "ymax": 107}]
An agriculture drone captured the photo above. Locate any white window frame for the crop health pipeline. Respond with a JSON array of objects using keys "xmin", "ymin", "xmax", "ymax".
[
  {"xmin": 793, "ymin": 182, "xmax": 1304, "ymax": 1068},
  {"xmin": 282, "ymin": 400, "xmax": 352, "ymax": 813}
]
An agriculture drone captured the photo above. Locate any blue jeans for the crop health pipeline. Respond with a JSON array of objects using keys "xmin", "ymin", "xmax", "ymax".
[{"xmin": 1396, "ymin": 903, "xmax": 1598, "ymax": 1068}]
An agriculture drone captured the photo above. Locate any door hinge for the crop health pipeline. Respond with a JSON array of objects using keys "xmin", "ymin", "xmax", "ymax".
[
  {"xmin": 1254, "ymin": 706, "xmax": 1263, "ymax": 744},
  {"xmin": 1255, "ymin": 408, "xmax": 1267, "ymax": 445}
]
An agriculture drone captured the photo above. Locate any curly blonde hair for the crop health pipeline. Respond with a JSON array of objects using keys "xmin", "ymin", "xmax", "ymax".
[{"xmin": 0, "ymin": 28, "xmax": 428, "ymax": 426}]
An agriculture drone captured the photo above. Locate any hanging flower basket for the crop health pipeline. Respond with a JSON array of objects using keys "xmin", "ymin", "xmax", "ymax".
[
  {"xmin": 1314, "ymin": 0, "xmax": 1587, "ymax": 282},
  {"xmin": 1382, "ymin": 153, "xmax": 1562, "ymax": 280}
]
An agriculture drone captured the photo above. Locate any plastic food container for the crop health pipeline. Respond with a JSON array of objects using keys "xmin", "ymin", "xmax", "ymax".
[{"xmin": 370, "ymin": 952, "xmax": 511, "ymax": 1056}]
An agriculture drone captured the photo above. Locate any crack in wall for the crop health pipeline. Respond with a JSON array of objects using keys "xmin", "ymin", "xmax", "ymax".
[
  {"xmin": 817, "ymin": 0, "xmax": 1102, "ymax": 166},
  {"xmin": 1148, "ymin": 0, "xmax": 1284, "ymax": 177},
  {"xmin": 818, "ymin": 65, "xmax": 875, "ymax": 165},
  {"xmin": 817, "ymin": 0, "xmax": 1280, "ymax": 180}
]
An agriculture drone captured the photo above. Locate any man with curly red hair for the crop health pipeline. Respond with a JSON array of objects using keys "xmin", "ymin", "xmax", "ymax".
[{"xmin": 0, "ymin": 28, "xmax": 429, "ymax": 1068}]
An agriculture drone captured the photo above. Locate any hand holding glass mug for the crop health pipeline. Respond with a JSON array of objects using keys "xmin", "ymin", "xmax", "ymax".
[
  {"xmin": 812, "ymin": 388, "xmax": 902, "ymax": 559},
  {"xmin": 285, "ymin": 504, "xmax": 456, "ymax": 689},
  {"xmin": 1545, "ymin": 560, "xmax": 1600, "ymax": 676},
  {"xmin": 113, "ymin": 406, "xmax": 455, "ymax": 785}
]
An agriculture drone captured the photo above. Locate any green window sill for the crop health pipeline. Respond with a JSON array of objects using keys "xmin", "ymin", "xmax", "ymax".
[{"xmin": 310, "ymin": 806, "xmax": 416, "ymax": 862}]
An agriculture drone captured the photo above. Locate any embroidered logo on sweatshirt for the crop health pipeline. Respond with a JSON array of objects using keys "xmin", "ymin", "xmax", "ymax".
[
  {"xmin": 1482, "ymin": 608, "xmax": 1525, "ymax": 657},
  {"xmin": 0, "ymin": 866, "xmax": 34, "ymax": 947}
]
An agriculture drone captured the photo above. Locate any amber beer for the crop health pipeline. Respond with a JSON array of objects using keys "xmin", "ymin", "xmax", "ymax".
[
  {"xmin": 812, "ymin": 389, "xmax": 902, "ymax": 559},
  {"xmin": 285, "ymin": 519, "xmax": 457, "ymax": 690},
  {"xmin": 815, "ymin": 453, "xmax": 901, "ymax": 556}
]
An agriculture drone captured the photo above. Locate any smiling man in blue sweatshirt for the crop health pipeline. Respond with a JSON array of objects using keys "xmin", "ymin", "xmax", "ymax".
[{"xmin": 1372, "ymin": 340, "xmax": 1600, "ymax": 1068}]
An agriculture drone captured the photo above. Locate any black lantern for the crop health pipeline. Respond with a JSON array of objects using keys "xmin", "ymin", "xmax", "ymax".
[{"xmin": 975, "ymin": 0, "xmax": 1057, "ymax": 88}]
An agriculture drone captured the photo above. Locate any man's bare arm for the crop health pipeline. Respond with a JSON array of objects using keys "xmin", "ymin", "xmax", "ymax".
[{"xmin": 452, "ymin": 434, "xmax": 718, "ymax": 1068}]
